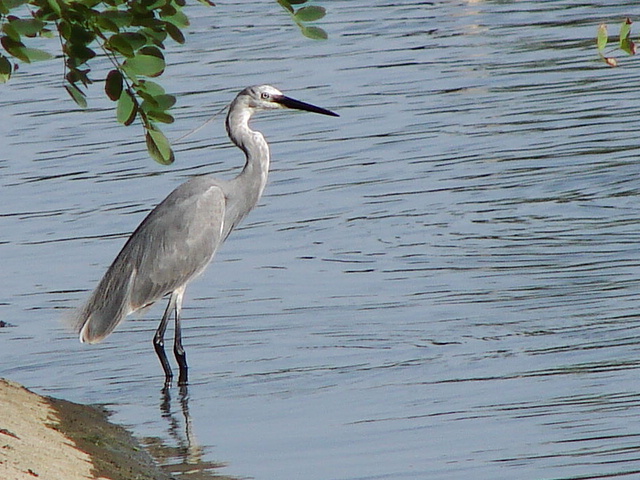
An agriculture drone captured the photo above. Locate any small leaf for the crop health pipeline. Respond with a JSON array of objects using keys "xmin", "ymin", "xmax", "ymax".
[
  {"xmin": 22, "ymin": 47, "xmax": 52, "ymax": 62},
  {"xmin": 154, "ymin": 94, "xmax": 176, "ymax": 110},
  {"xmin": 597, "ymin": 24, "xmax": 608, "ymax": 52},
  {"xmin": 46, "ymin": 0, "xmax": 62, "ymax": 16},
  {"xmin": 2, "ymin": 22, "xmax": 20, "ymax": 42},
  {"xmin": 145, "ymin": 0, "xmax": 166, "ymax": 9},
  {"xmin": 1, "ymin": 35, "xmax": 29, "ymax": 62},
  {"xmin": 117, "ymin": 89, "xmax": 138, "ymax": 125},
  {"xmin": 620, "ymin": 18, "xmax": 632, "ymax": 44},
  {"xmin": 95, "ymin": 15, "xmax": 119, "ymax": 33},
  {"xmin": 163, "ymin": 10, "xmax": 189, "ymax": 28},
  {"xmin": 124, "ymin": 47, "xmax": 165, "ymax": 77},
  {"xmin": 9, "ymin": 18, "xmax": 46, "ymax": 37},
  {"xmin": 65, "ymin": 43, "xmax": 95, "ymax": 64},
  {"xmin": 620, "ymin": 37, "xmax": 636, "ymax": 55},
  {"xmin": 100, "ymin": 10, "xmax": 133, "ymax": 29},
  {"xmin": 136, "ymin": 79, "xmax": 165, "ymax": 96},
  {"xmin": 277, "ymin": 0, "xmax": 293, "ymax": 13},
  {"xmin": 105, "ymin": 69, "xmax": 123, "ymax": 101},
  {"xmin": 301, "ymin": 25, "xmax": 327, "ymax": 40},
  {"xmin": 141, "ymin": 27, "xmax": 168, "ymax": 47},
  {"xmin": 65, "ymin": 83, "xmax": 88, "ymax": 108},
  {"xmin": 294, "ymin": 6, "xmax": 325, "ymax": 22},
  {"xmin": 164, "ymin": 22, "xmax": 185, "ymax": 44},
  {"xmin": 66, "ymin": 68, "xmax": 91, "ymax": 86},
  {"xmin": 619, "ymin": 18, "xmax": 636, "ymax": 55},
  {"xmin": 147, "ymin": 110, "xmax": 175, "ymax": 124},
  {"xmin": 107, "ymin": 32, "xmax": 146, "ymax": 57},
  {"xmin": 0, "ymin": 35, "xmax": 50, "ymax": 63},
  {"xmin": 289, "ymin": 0, "xmax": 308, "ymax": 4},
  {"xmin": 141, "ymin": 93, "xmax": 176, "ymax": 111},
  {"xmin": 146, "ymin": 126, "xmax": 175, "ymax": 165},
  {"xmin": 68, "ymin": 23, "xmax": 96, "ymax": 46},
  {"xmin": 0, "ymin": 54, "xmax": 12, "ymax": 83}
]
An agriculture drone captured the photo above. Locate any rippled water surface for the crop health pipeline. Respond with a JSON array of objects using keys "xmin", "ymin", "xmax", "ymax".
[{"xmin": 4, "ymin": 1, "xmax": 640, "ymax": 479}]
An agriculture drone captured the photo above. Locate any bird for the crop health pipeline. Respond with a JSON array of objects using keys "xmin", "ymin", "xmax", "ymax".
[{"xmin": 73, "ymin": 85, "xmax": 338, "ymax": 385}]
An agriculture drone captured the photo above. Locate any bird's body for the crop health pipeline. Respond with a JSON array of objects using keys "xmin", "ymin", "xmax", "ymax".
[{"xmin": 74, "ymin": 85, "xmax": 338, "ymax": 385}]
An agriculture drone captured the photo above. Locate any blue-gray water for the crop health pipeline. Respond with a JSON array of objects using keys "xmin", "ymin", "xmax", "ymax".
[{"xmin": 3, "ymin": 1, "xmax": 640, "ymax": 479}]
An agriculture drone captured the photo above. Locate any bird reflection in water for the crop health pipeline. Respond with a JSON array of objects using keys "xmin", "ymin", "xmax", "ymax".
[{"xmin": 140, "ymin": 385, "xmax": 232, "ymax": 480}]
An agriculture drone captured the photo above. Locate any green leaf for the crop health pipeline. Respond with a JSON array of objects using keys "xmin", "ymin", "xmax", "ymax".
[
  {"xmin": 68, "ymin": 24, "xmax": 96, "ymax": 45},
  {"xmin": 163, "ymin": 10, "xmax": 189, "ymax": 28},
  {"xmin": 124, "ymin": 47, "xmax": 165, "ymax": 77},
  {"xmin": 117, "ymin": 89, "xmax": 138, "ymax": 125},
  {"xmin": 9, "ymin": 18, "xmax": 46, "ymax": 37},
  {"xmin": 1, "ymin": 35, "xmax": 29, "ymax": 62},
  {"xmin": 294, "ymin": 5, "xmax": 325, "ymax": 22},
  {"xmin": 65, "ymin": 43, "xmax": 95, "ymax": 64},
  {"xmin": 107, "ymin": 32, "xmax": 146, "ymax": 57},
  {"xmin": 277, "ymin": 0, "xmax": 294, "ymax": 13},
  {"xmin": 619, "ymin": 18, "xmax": 636, "ymax": 55},
  {"xmin": 620, "ymin": 18, "xmax": 632, "ymax": 43},
  {"xmin": 0, "ymin": 54, "xmax": 12, "ymax": 83},
  {"xmin": 146, "ymin": 126, "xmax": 174, "ymax": 165},
  {"xmin": 144, "ymin": 0, "xmax": 166, "ymax": 9},
  {"xmin": 301, "ymin": 25, "xmax": 327, "ymax": 40},
  {"xmin": 154, "ymin": 93, "xmax": 176, "ymax": 110},
  {"xmin": 136, "ymin": 79, "xmax": 165, "ymax": 96},
  {"xmin": 620, "ymin": 37, "xmax": 636, "ymax": 55},
  {"xmin": 2, "ymin": 22, "xmax": 20, "ymax": 42},
  {"xmin": 64, "ymin": 83, "xmax": 88, "ymax": 108},
  {"xmin": 0, "ymin": 0, "xmax": 29, "ymax": 13},
  {"xmin": 105, "ymin": 69, "xmax": 123, "ymax": 101},
  {"xmin": 597, "ymin": 24, "xmax": 608, "ymax": 52},
  {"xmin": 46, "ymin": 0, "xmax": 62, "ymax": 16},
  {"xmin": 141, "ymin": 93, "xmax": 176, "ymax": 111},
  {"xmin": 100, "ymin": 10, "xmax": 133, "ymax": 29},
  {"xmin": 40, "ymin": 28, "xmax": 55, "ymax": 39},
  {"xmin": 141, "ymin": 26, "xmax": 168, "ymax": 47},
  {"xmin": 22, "ymin": 47, "xmax": 52, "ymax": 61},
  {"xmin": 66, "ymin": 68, "xmax": 91, "ymax": 87},
  {"xmin": 95, "ymin": 15, "xmax": 119, "ymax": 33},
  {"xmin": 146, "ymin": 110, "xmax": 175, "ymax": 124},
  {"xmin": 164, "ymin": 21, "xmax": 185, "ymax": 44}
]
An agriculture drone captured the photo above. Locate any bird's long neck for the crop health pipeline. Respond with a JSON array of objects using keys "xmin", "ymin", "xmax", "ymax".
[{"xmin": 225, "ymin": 102, "xmax": 270, "ymax": 218}]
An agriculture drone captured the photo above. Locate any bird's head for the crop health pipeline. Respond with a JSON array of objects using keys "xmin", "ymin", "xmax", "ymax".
[{"xmin": 236, "ymin": 85, "xmax": 339, "ymax": 117}]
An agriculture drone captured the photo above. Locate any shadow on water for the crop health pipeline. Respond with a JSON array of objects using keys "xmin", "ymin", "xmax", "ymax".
[{"xmin": 141, "ymin": 385, "xmax": 234, "ymax": 480}]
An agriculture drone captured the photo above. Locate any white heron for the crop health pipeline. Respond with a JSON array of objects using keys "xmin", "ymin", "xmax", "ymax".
[{"xmin": 74, "ymin": 85, "xmax": 338, "ymax": 385}]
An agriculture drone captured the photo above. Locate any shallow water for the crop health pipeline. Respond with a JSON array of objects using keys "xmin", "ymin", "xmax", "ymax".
[{"xmin": 4, "ymin": 1, "xmax": 640, "ymax": 479}]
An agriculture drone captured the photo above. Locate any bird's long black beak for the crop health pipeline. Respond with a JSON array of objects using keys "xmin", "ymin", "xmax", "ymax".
[{"xmin": 277, "ymin": 95, "xmax": 339, "ymax": 117}]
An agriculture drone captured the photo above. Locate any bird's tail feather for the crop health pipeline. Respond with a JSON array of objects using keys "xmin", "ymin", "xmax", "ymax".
[{"xmin": 74, "ymin": 264, "xmax": 136, "ymax": 344}]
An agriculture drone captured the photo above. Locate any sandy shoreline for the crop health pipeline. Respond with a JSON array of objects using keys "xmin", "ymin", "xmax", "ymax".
[
  {"xmin": 0, "ymin": 377, "xmax": 236, "ymax": 480},
  {"xmin": 0, "ymin": 377, "xmax": 172, "ymax": 480}
]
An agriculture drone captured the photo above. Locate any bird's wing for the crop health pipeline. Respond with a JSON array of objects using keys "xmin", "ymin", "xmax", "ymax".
[{"xmin": 125, "ymin": 178, "xmax": 227, "ymax": 310}]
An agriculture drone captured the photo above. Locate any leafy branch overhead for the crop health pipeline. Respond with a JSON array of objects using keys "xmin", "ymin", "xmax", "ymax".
[
  {"xmin": 277, "ymin": 0, "xmax": 327, "ymax": 40},
  {"xmin": 597, "ymin": 18, "xmax": 636, "ymax": 67},
  {"xmin": 0, "ymin": 0, "xmax": 331, "ymax": 164}
]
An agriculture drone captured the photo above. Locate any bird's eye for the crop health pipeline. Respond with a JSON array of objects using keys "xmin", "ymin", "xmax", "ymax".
[{"xmin": 261, "ymin": 92, "xmax": 270, "ymax": 100}]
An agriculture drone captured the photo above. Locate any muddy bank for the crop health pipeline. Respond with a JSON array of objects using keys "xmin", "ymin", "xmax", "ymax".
[{"xmin": 0, "ymin": 378, "xmax": 232, "ymax": 480}]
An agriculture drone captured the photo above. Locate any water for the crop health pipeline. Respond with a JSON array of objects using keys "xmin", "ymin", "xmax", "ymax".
[{"xmin": 3, "ymin": 1, "xmax": 640, "ymax": 479}]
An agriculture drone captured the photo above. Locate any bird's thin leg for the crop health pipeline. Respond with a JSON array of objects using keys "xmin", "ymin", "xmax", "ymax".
[
  {"xmin": 172, "ymin": 287, "xmax": 188, "ymax": 386},
  {"xmin": 154, "ymin": 293, "xmax": 177, "ymax": 384}
]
